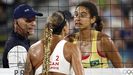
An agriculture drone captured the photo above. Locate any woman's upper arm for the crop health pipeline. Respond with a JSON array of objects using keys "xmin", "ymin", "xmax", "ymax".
[
  {"xmin": 70, "ymin": 44, "xmax": 84, "ymax": 75},
  {"xmin": 101, "ymin": 37, "xmax": 123, "ymax": 68}
]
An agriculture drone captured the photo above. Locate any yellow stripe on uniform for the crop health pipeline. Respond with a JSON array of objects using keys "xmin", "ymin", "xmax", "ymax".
[{"xmin": 82, "ymin": 30, "xmax": 109, "ymax": 68}]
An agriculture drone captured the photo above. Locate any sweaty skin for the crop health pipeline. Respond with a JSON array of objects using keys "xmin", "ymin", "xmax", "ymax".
[
  {"xmin": 76, "ymin": 31, "xmax": 123, "ymax": 68},
  {"xmin": 99, "ymin": 32, "xmax": 123, "ymax": 68},
  {"xmin": 24, "ymin": 36, "xmax": 84, "ymax": 75},
  {"xmin": 74, "ymin": 5, "xmax": 123, "ymax": 68}
]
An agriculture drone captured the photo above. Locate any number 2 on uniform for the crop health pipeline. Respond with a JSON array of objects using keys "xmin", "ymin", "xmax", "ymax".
[{"xmin": 56, "ymin": 55, "xmax": 59, "ymax": 61}]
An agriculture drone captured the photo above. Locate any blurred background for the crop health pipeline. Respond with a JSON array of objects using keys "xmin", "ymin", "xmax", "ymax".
[{"xmin": 0, "ymin": 0, "xmax": 132, "ymax": 68}]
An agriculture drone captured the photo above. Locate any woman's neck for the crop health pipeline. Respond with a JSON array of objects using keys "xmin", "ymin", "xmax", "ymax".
[
  {"xmin": 52, "ymin": 34, "xmax": 64, "ymax": 42},
  {"xmin": 79, "ymin": 29, "xmax": 92, "ymax": 41},
  {"xmin": 51, "ymin": 35, "xmax": 63, "ymax": 51}
]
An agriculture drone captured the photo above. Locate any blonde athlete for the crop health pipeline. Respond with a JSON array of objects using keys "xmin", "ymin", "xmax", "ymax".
[
  {"xmin": 74, "ymin": 1, "xmax": 123, "ymax": 68},
  {"xmin": 24, "ymin": 11, "xmax": 84, "ymax": 75}
]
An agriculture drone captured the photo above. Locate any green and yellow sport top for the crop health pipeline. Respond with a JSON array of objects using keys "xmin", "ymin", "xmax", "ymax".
[{"xmin": 82, "ymin": 30, "xmax": 109, "ymax": 68}]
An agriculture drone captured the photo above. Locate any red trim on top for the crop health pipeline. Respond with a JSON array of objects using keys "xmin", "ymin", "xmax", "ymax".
[
  {"xmin": 81, "ymin": 50, "xmax": 107, "ymax": 60},
  {"xmin": 82, "ymin": 55, "xmax": 90, "ymax": 60}
]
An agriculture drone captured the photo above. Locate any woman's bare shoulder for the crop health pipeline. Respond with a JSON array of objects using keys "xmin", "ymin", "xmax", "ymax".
[
  {"xmin": 98, "ymin": 32, "xmax": 116, "ymax": 51},
  {"xmin": 98, "ymin": 32, "xmax": 110, "ymax": 40},
  {"xmin": 98, "ymin": 32, "xmax": 111, "ymax": 43},
  {"xmin": 64, "ymin": 41, "xmax": 79, "ymax": 55},
  {"xmin": 29, "ymin": 40, "xmax": 43, "ymax": 53}
]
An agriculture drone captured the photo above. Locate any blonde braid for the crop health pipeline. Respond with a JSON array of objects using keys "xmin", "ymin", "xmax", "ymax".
[
  {"xmin": 41, "ymin": 11, "xmax": 64, "ymax": 75},
  {"xmin": 42, "ymin": 24, "xmax": 53, "ymax": 75}
]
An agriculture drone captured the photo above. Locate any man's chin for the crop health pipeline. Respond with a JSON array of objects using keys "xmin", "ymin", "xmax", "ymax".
[{"xmin": 28, "ymin": 31, "xmax": 34, "ymax": 35}]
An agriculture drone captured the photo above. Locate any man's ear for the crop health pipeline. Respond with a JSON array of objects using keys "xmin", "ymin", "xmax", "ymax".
[
  {"xmin": 14, "ymin": 19, "xmax": 18, "ymax": 25},
  {"xmin": 13, "ymin": 19, "xmax": 19, "ymax": 29},
  {"xmin": 13, "ymin": 19, "xmax": 16, "ymax": 24},
  {"xmin": 90, "ymin": 16, "xmax": 96, "ymax": 24}
]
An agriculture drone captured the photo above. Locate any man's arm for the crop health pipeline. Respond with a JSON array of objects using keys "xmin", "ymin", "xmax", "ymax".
[
  {"xmin": 102, "ymin": 37, "xmax": 123, "ymax": 68},
  {"xmin": 71, "ymin": 44, "xmax": 84, "ymax": 75}
]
